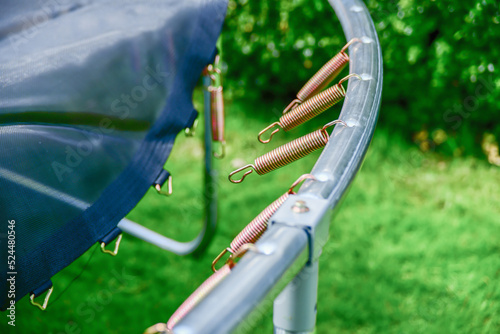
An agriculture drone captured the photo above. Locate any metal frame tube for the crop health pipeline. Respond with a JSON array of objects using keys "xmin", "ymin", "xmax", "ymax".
[
  {"xmin": 272, "ymin": 1, "xmax": 383, "ymax": 330},
  {"xmin": 173, "ymin": 0, "xmax": 382, "ymax": 331},
  {"xmin": 273, "ymin": 261, "xmax": 319, "ymax": 334},
  {"xmin": 120, "ymin": 74, "xmax": 218, "ymax": 256},
  {"xmin": 175, "ymin": 225, "xmax": 309, "ymax": 334}
]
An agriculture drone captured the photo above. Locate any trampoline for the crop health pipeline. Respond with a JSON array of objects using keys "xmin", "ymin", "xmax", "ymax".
[{"xmin": 0, "ymin": 0, "xmax": 382, "ymax": 332}]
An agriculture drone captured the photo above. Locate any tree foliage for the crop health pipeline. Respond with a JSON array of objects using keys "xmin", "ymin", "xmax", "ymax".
[{"xmin": 222, "ymin": 0, "xmax": 500, "ymax": 156}]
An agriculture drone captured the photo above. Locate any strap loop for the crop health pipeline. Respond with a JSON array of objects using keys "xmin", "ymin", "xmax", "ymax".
[
  {"xmin": 154, "ymin": 169, "xmax": 173, "ymax": 196},
  {"xmin": 99, "ymin": 228, "xmax": 123, "ymax": 257}
]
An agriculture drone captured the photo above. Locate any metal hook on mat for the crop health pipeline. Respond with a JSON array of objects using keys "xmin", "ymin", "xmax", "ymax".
[
  {"xmin": 100, "ymin": 233, "xmax": 123, "ymax": 256},
  {"xmin": 30, "ymin": 286, "xmax": 54, "ymax": 311},
  {"xmin": 185, "ymin": 119, "xmax": 198, "ymax": 137},
  {"xmin": 155, "ymin": 174, "xmax": 173, "ymax": 196}
]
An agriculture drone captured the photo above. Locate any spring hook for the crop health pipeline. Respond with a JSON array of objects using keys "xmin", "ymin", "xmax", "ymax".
[
  {"xmin": 283, "ymin": 38, "xmax": 360, "ymax": 114},
  {"xmin": 184, "ymin": 119, "xmax": 198, "ymax": 137},
  {"xmin": 212, "ymin": 174, "xmax": 316, "ymax": 272},
  {"xmin": 230, "ymin": 120, "xmax": 347, "ymax": 183},
  {"xmin": 258, "ymin": 74, "xmax": 361, "ymax": 143},
  {"xmin": 207, "ymin": 55, "xmax": 226, "ymax": 159},
  {"xmin": 163, "ymin": 244, "xmax": 258, "ymax": 332}
]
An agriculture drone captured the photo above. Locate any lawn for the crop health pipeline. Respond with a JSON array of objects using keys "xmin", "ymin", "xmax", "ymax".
[{"xmin": 4, "ymin": 93, "xmax": 500, "ymax": 334}]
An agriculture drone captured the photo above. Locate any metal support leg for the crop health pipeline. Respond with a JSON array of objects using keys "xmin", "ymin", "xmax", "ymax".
[
  {"xmin": 273, "ymin": 260, "xmax": 319, "ymax": 334},
  {"xmin": 119, "ymin": 74, "xmax": 218, "ymax": 256}
]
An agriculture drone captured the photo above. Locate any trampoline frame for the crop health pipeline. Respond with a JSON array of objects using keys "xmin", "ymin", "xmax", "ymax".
[
  {"xmin": 172, "ymin": 0, "xmax": 383, "ymax": 332},
  {"xmin": 2, "ymin": 1, "xmax": 381, "ymax": 329}
]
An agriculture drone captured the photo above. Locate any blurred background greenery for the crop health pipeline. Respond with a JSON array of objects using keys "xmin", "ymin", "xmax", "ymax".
[
  {"xmin": 222, "ymin": 0, "xmax": 500, "ymax": 158},
  {"xmin": 3, "ymin": 1, "xmax": 499, "ymax": 333}
]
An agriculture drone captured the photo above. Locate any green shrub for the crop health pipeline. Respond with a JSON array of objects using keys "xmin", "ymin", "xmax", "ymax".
[{"xmin": 221, "ymin": 0, "xmax": 500, "ymax": 156}]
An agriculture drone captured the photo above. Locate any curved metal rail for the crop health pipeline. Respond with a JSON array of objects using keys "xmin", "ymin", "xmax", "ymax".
[{"xmin": 174, "ymin": 0, "xmax": 382, "ymax": 332}]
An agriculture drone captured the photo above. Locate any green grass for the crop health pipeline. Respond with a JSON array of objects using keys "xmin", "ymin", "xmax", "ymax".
[{"xmin": 3, "ymin": 94, "xmax": 500, "ymax": 334}]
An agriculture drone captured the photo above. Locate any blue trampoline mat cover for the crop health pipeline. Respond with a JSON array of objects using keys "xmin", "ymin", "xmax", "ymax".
[{"xmin": 0, "ymin": 0, "xmax": 228, "ymax": 309}]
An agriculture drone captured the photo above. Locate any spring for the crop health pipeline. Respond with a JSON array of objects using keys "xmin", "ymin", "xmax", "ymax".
[
  {"xmin": 258, "ymin": 76, "xmax": 354, "ymax": 143},
  {"xmin": 282, "ymin": 38, "xmax": 359, "ymax": 114},
  {"xmin": 298, "ymin": 52, "xmax": 348, "ymax": 102},
  {"xmin": 283, "ymin": 84, "xmax": 345, "ymax": 130},
  {"xmin": 212, "ymin": 174, "xmax": 315, "ymax": 271},
  {"xmin": 230, "ymin": 192, "xmax": 288, "ymax": 252},
  {"xmin": 210, "ymin": 87, "xmax": 225, "ymax": 142},
  {"xmin": 229, "ymin": 120, "xmax": 346, "ymax": 183},
  {"xmin": 207, "ymin": 54, "xmax": 226, "ymax": 159},
  {"xmin": 167, "ymin": 263, "xmax": 232, "ymax": 331},
  {"xmin": 166, "ymin": 244, "xmax": 258, "ymax": 331},
  {"xmin": 209, "ymin": 86, "xmax": 226, "ymax": 159},
  {"xmin": 255, "ymin": 130, "xmax": 327, "ymax": 174}
]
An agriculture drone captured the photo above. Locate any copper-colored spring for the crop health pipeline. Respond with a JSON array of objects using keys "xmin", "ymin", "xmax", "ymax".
[
  {"xmin": 212, "ymin": 174, "xmax": 315, "ymax": 271},
  {"xmin": 230, "ymin": 193, "xmax": 286, "ymax": 250},
  {"xmin": 258, "ymin": 74, "xmax": 359, "ymax": 143},
  {"xmin": 210, "ymin": 86, "xmax": 225, "ymax": 143},
  {"xmin": 207, "ymin": 55, "xmax": 226, "ymax": 159},
  {"xmin": 163, "ymin": 244, "xmax": 258, "ymax": 333},
  {"xmin": 229, "ymin": 120, "xmax": 347, "ymax": 183},
  {"xmin": 166, "ymin": 263, "xmax": 232, "ymax": 331},
  {"xmin": 282, "ymin": 38, "xmax": 360, "ymax": 114}
]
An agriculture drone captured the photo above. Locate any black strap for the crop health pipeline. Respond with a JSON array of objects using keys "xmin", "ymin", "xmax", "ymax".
[
  {"xmin": 98, "ymin": 227, "xmax": 122, "ymax": 245},
  {"xmin": 31, "ymin": 280, "xmax": 52, "ymax": 297},
  {"xmin": 185, "ymin": 108, "xmax": 198, "ymax": 129},
  {"xmin": 154, "ymin": 169, "xmax": 171, "ymax": 187}
]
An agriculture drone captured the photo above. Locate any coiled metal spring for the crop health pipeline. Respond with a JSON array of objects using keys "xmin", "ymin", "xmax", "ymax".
[
  {"xmin": 166, "ymin": 264, "xmax": 232, "ymax": 331},
  {"xmin": 212, "ymin": 174, "xmax": 315, "ymax": 271},
  {"xmin": 258, "ymin": 74, "xmax": 359, "ymax": 143},
  {"xmin": 230, "ymin": 192, "xmax": 286, "ymax": 249},
  {"xmin": 159, "ymin": 244, "xmax": 258, "ymax": 333},
  {"xmin": 230, "ymin": 120, "xmax": 347, "ymax": 183},
  {"xmin": 282, "ymin": 38, "xmax": 360, "ymax": 114},
  {"xmin": 210, "ymin": 86, "xmax": 225, "ymax": 142},
  {"xmin": 207, "ymin": 55, "xmax": 226, "ymax": 159}
]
